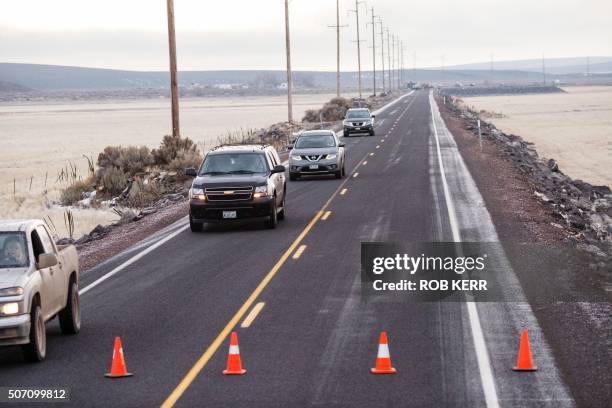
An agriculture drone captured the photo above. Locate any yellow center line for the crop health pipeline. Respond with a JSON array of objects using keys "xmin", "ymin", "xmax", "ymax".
[
  {"xmin": 340, "ymin": 188, "xmax": 348, "ymax": 195},
  {"xmin": 292, "ymin": 244, "xmax": 307, "ymax": 259},
  {"xmin": 321, "ymin": 210, "xmax": 332, "ymax": 220},
  {"xmin": 240, "ymin": 302, "xmax": 265, "ymax": 328},
  {"xmin": 161, "ymin": 147, "xmax": 373, "ymax": 408}
]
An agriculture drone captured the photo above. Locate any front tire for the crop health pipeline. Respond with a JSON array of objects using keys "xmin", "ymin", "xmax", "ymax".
[
  {"xmin": 190, "ymin": 216, "xmax": 203, "ymax": 232},
  {"xmin": 22, "ymin": 304, "xmax": 46, "ymax": 362},
  {"xmin": 59, "ymin": 280, "xmax": 81, "ymax": 335},
  {"xmin": 278, "ymin": 191, "xmax": 286, "ymax": 221},
  {"xmin": 289, "ymin": 173, "xmax": 299, "ymax": 181},
  {"xmin": 266, "ymin": 197, "xmax": 278, "ymax": 229}
]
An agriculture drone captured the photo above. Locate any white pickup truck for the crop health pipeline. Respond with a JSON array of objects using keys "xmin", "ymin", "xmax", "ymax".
[{"xmin": 0, "ymin": 220, "xmax": 80, "ymax": 362}]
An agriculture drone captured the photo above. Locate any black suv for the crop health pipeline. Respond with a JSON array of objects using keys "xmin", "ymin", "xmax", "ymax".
[{"xmin": 185, "ymin": 145, "xmax": 286, "ymax": 231}]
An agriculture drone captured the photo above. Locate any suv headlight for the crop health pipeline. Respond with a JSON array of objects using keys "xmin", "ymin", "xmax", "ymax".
[
  {"xmin": 343, "ymin": 120, "xmax": 349, "ymax": 126},
  {"xmin": 254, "ymin": 185, "xmax": 269, "ymax": 198},
  {"xmin": 0, "ymin": 287, "xmax": 23, "ymax": 297},
  {"xmin": 1, "ymin": 302, "xmax": 20, "ymax": 316},
  {"xmin": 326, "ymin": 154, "xmax": 337, "ymax": 160},
  {"xmin": 290, "ymin": 154, "xmax": 302, "ymax": 161},
  {"xmin": 190, "ymin": 188, "xmax": 205, "ymax": 200}
]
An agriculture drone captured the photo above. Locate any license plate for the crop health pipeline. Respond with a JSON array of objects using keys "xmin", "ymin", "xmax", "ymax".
[
  {"xmin": 309, "ymin": 164, "xmax": 319, "ymax": 170},
  {"xmin": 355, "ymin": 127, "xmax": 361, "ymax": 130},
  {"xmin": 222, "ymin": 211, "xmax": 237, "ymax": 219}
]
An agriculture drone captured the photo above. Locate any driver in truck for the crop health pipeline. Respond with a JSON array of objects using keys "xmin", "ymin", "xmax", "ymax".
[{"xmin": 1, "ymin": 236, "xmax": 27, "ymax": 266}]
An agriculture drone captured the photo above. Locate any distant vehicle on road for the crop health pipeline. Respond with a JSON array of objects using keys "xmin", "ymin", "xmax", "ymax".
[
  {"xmin": 288, "ymin": 130, "xmax": 346, "ymax": 181},
  {"xmin": 185, "ymin": 145, "xmax": 286, "ymax": 231},
  {"xmin": 0, "ymin": 220, "xmax": 80, "ymax": 362},
  {"xmin": 343, "ymin": 108, "xmax": 375, "ymax": 136}
]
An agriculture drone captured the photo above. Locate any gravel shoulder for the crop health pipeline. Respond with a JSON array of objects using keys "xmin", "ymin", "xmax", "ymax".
[{"xmin": 436, "ymin": 95, "xmax": 611, "ymax": 407}]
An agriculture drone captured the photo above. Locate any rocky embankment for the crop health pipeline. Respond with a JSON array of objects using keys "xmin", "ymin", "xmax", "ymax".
[{"xmin": 442, "ymin": 96, "xmax": 612, "ymax": 268}]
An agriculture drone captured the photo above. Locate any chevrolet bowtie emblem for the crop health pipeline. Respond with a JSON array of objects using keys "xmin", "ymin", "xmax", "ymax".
[{"xmin": 223, "ymin": 191, "xmax": 234, "ymax": 195}]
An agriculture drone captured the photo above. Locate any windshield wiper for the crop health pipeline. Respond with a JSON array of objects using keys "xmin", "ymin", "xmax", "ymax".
[
  {"xmin": 200, "ymin": 171, "xmax": 230, "ymax": 175},
  {"xmin": 229, "ymin": 170, "xmax": 257, "ymax": 174}
]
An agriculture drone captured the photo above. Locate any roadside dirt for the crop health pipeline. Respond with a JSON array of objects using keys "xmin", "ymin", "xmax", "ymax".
[
  {"xmin": 77, "ymin": 200, "xmax": 187, "ymax": 272},
  {"xmin": 437, "ymin": 95, "xmax": 611, "ymax": 408}
]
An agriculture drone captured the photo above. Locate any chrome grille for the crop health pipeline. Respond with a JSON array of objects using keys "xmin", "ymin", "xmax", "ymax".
[{"xmin": 205, "ymin": 186, "xmax": 253, "ymax": 201}]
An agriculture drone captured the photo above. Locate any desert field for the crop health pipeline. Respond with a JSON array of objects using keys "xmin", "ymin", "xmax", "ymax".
[
  {"xmin": 0, "ymin": 92, "xmax": 353, "ymax": 237},
  {"xmin": 463, "ymin": 86, "xmax": 612, "ymax": 187}
]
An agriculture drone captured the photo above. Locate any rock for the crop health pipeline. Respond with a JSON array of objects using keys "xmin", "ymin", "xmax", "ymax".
[
  {"xmin": 140, "ymin": 207, "xmax": 158, "ymax": 215},
  {"xmin": 56, "ymin": 237, "xmax": 74, "ymax": 245},
  {"xmin": 75, "ymin": 234, "xmax": 93, "ymax": 245},
  {"xmin": 117, "ymin": 208, "xmax": 137, "ymax": 225},
  {"xmin": 89, "ymin": 224, "xmax": 112, "ymax": 238},
  {"xmin": 577, "ymin": 243, "xmax": 607, "ymax": 258},
  {"xmin": 547, "ymin": 158, "xmax": 559, "ymax": 172},
  {"xmin": 534, "ymin": 191, "xmax": 551, "ymax": 203},
  {"xmin": 593, "ymin": 198, "xmax": 611, "ymax": 212}
]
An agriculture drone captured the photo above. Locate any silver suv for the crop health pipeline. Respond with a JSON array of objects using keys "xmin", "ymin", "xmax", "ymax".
[{"xmin": 288, "ymin": 130, "xmax": 346, "ymax": 181}]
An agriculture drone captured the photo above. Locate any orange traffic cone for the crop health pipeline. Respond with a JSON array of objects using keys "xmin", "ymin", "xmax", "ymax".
[
  {"xmin": 223, "ymin": 332, "xmax": 246, "ymax": 375},
  {"xmin": 105, "ymin": 336, "xmax": 133, "ymax": 378},
  {"xmin": 371, "ymin": 331, "xmax": 397, "ymax": 374},
  {"xmin": 513, "ymin": 329, "xmax": 538, "ymax": 371}
]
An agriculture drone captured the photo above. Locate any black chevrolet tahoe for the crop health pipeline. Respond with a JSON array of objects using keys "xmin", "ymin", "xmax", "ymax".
[{"xmin": 185, "ymin": 145, "xmax": 286, "ymax": 232}]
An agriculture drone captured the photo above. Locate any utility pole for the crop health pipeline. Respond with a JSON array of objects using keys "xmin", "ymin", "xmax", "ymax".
[
  {"xmin": 166, "ymin": 0, "xmax": 180, "ymax": 137},
  {"xmin": 284, "ymin": 0, "xmax": 293, "ymax": 122},
  {"xmin": 413, "ymin": 51, "xmax": 416, "ymax": 80},
  {"xmin": 366, "ymin": 7, "xmax": 378, "ymax": 96},
  {"xmin": 400, "ymin": 41, "xmax": 404, "ymax": 89},
  {"xmin": 350, "ymin": 0, "xmax": 365, "ymax": 98},
  {"xmin": 586, "ymin": 56, "xmax": 590, "ymax": 78},
  {"xmin": 328, "ymin": 0, "xmax": 348, "ymax": 97},
  {"xmin": 386, "ymin": 28, "xmax": 391, "ymax": 92},
  {"xmin": 391, "ymin": 34, "xmax": 395, "ymax": 92},
  {"xmin": 378, "ymin": 19, "xmax": 385, "ymax": 93}
]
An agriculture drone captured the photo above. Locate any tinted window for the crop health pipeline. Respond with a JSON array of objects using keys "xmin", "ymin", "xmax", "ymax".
[
  {"xmin": 199, "ymin": 153, "xmax": 268, "ymax": 175},
  {"xmin": 346, "ymin": 110, "xmax": 371, "ymax": 119},
  {"xmin": 0, "ymin": 232, "xmax": 29, "ymax": 268},
  {"xmin": 295, "ymin": 135, "xmax": 336, "ymax": 149}
]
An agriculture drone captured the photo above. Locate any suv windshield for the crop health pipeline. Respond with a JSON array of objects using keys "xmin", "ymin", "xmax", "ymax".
[
  {"xmin": 346, "ymin": 110, "xmax": 371, "ymax": 119},
  {"xmin": 199, "ymin": 153, "xmax": 268, "ymax": 175},
  {"xmin": 295, "ymin": 135, "xmax": 336, "ymax": 149},
  {"xmin": 0, "ymin": 232, "xmax": 29, "ymax": 268}
]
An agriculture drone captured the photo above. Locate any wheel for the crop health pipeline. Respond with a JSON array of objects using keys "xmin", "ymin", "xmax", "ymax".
[
  {"xmin": 190, "ymin": 216, "xmax": 203, "ymax": 232},
  {"xmin": 341, "ymin": 162, "xmax": 346, "ymax": 177},
  {"xmin": 343, "ymin": 130, "xmax": 350, "ymax": 137},
  {"xmin": 289, "ymin": 173, "xmax": 299, "ymax": 181},
  {"xmin": 22, "ymin": 304, "xmax": 46, "ymax": 362},
  {"xmin": 266, "ymin": 196, "xmax": 278, "ymax": 229},
  {"xmin": 369, "ymin": 130, "xmax": 375, "ymax": 136},
  {"xmin": 59, "ymin": 280, "xmax": 80, "ymax": 335},
  {"xmin": 334, "ymin": 169, "xmax": 342, "ymax": 179},
  {"xmin": 278, "ymin": 191, "xmax": 286, "ymax": 221}
]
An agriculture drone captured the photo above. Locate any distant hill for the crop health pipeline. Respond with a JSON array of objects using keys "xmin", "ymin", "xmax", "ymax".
[
  {"xmin": 446, "ymin": 56, "xmax": 612, "ymax": 74},
  {"xmin": 0, "ymin": 81, "xmax": 32, "ymax": 92},
  {"xmin": 1, "ymin": 60, "xmax": 611, "ymax": 93}
]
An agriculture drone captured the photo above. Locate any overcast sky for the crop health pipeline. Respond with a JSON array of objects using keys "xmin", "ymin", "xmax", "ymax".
[{"xmin": 1, "ymin": 0, "xmax": 610, "ymax": 71}]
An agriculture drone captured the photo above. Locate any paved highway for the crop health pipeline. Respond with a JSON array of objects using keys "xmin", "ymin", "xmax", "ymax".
[{"xmin": 0, "ymin": 91, "xmax": 575, "ymax": 407}]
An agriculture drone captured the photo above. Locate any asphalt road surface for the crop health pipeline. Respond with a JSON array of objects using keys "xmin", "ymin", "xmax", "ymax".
[{"xmin": 0, "ymin": 91, "xmax": 577, "ymax": 407}]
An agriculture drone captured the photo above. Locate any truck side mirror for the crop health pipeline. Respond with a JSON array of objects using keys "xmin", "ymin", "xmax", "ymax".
[
  {"xmin": 185, "ymin": 168, "xmax": 197, "ymax": 177},
  {"xmin": 38, "ymin": 253, "xmax": 58, "ymax": 269},
  {"xmin": 271, "ymin": 165, "xmax": 286, "ymax": 174}
]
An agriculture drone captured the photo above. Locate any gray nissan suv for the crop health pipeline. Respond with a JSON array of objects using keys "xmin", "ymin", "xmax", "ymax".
[{"xmin": 288, "ymin": 130, "xmax": 346, "ymax": 181}]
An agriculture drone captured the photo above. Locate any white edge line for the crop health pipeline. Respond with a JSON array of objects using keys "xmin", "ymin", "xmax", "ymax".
[
  {"xmin": 79, "ymin": 224, "xmax": 190, "ymax": 295},
  {"xmin": 429, "ymin": 91, "xmax": 500, "ymax": 408}
]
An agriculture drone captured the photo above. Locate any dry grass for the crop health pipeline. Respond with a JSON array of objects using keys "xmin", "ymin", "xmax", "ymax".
[{"xmin": 463, "ymin": 86, "xmax": 612, "ymax": 187}]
